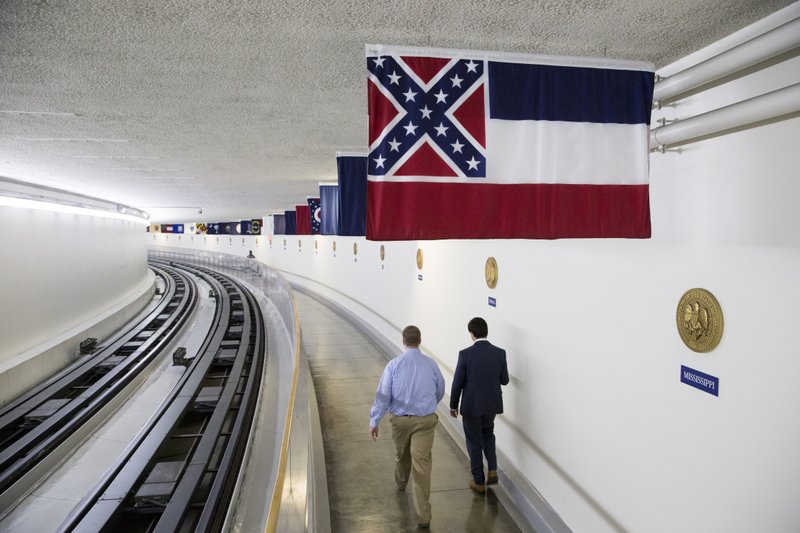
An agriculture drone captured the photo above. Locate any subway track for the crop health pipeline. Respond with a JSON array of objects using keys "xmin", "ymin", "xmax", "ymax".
[
  {"xmin": 0, "ymin": 263, "xmax": 197, "ymax": 508},
  {"xmin": 0, "ymin": 261, "xmax": 267, "ymax": 533},
  {"xmin": 60, "ymin": 262, "xmax": 266, "ymax": 532}
]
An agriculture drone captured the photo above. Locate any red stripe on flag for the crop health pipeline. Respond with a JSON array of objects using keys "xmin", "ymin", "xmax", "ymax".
[{"xmin": 366, "ymin": 182, "xmax": 651, "ymax": 240}]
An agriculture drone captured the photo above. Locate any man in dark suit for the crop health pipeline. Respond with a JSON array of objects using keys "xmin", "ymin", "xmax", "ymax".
[{"xmin": 449, "ymin": 317, "xmax": 509, "ymax": 493}]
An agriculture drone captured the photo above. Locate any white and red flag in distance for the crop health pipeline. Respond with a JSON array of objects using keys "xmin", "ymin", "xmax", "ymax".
[{"xmin": 366, "ymin": 44, "xmax": 655, "ymax": 240}]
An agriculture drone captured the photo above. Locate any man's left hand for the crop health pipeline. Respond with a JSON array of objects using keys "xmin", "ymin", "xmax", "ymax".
[{"xmin": 370, "ymin": 426, "xmax": 379, "ymax": 441}]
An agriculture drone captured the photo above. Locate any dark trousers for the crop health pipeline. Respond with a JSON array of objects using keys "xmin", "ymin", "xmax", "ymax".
[{"xmin": 462, "ymin": 414, "xmax": 497, "ymax": 484}]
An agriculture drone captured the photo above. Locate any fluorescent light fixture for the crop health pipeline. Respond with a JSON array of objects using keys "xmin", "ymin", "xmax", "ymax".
[
  {"xmin": 0, "ymin": 195, "xmax": 149, "ymax": 224},
  {"xmin": 99, "ymin": 167, "xmax": 180, "ymax": 171},
  {"xmin": 17, "ymin": 137, "xmax": 129, "ymax": 143},
  {"xmin": 72, "ymin": 155, "xmax": 158, "ymax": 159},
  {"xmin": 0, "ymin": 110, "xmax": 80, "ymax": 116},
  {"xmin": 0, "ymin": 176, "xmax": 149, "ymax": 223}
]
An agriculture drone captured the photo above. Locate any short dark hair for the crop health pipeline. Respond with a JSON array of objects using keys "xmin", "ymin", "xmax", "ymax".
[
  {"xmin": 468, "ymin": 317, "xmax": 488, "ymax": 338},
  {"xmin": 403, "ymin": 325, "xmax": 421, "ymax": 347}
]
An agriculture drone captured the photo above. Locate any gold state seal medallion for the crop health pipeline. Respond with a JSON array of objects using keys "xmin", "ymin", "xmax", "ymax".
[
  {"xmin": 485, "ymin": 257, "xmax": 498, "ymax": 289},
  {"xmin": 676, "ymin": 288, "xmax": 724, "ymax": 353}
]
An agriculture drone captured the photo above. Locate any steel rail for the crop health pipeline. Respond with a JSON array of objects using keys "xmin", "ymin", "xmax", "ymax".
[
  {"xmin": 0, "ymin": 263, "xmax": 198, "ymax": 501},
  {"xmin": 61, "ymin": 262, "xmax": 266, "ymax": 533}
]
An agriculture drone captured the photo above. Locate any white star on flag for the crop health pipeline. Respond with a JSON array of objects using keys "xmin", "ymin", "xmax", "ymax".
[
  {"xmin": 373, "ymin": 57, "xmax": 385, "ymax": 68},
  {"xmin": 434, "ymin": 89, "xmax": 448, "ymax": 103},
  {"xmin": 465, "ymin": 60, "xmax": 478, "ymax": 73},
  {"xmin": 403, "ymin": 121, "xmax": 418, "ymax": 136},
  {"xmin": 420, "ymin": 105, "xmax": 433, "ymax": 119},
  {"xmin": 450, "ymin": 74, "xmax": 463, "ymax": 87},
  {"xmin": 451, "ymin": 139, "xmax": 464, "ymax": 153},
  {"xmin": 388, "ymin": 138, "xmax": 401, "ymax": 151},
  {"xmin": 374, "ymin": 154, "xmax": 387, "ymax": 168},
  {"xmin": 466, "ymin": 156, "xmax": 480, "ymax": 170},
  {"xmin": 388, "ymin": 71, "xmax": 401, "ymax": 85},
  {"xmin": 434, "ymin": 123, "xmax": 449, "ymax": 137},
  {"xmin": 403, "ymin": 88, "xmax": 418, "ymax": 102}
]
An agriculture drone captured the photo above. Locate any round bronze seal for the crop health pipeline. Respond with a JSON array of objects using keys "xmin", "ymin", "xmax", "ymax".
[
  {"xmin": 485, "ymin": 257, "xmax": 498, "ymax": 289},
  {"xmin": 676, "ymin": 288, "xmax": 724, "ymax": 353},
  {"xmin": 416, "ymin": 248, "xmax": 423, "ymax": 270},
  {"xmin": 380, "ymin": 245, "xmax": 385, "ymax": 261},
  {"xmin": 353, "ymin": 242, "xmax": 358, "ymax": 255}
]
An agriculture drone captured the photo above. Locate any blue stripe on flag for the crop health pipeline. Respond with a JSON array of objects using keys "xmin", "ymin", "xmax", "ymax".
[{"xmin": 488, "ymin": 62, "xmax": 654, "ymax": 125}]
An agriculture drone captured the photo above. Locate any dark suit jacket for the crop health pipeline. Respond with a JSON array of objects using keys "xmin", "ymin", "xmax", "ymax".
[{"xmin": 450, "ymin": 339, "xmax": 509, "ymax": 417}]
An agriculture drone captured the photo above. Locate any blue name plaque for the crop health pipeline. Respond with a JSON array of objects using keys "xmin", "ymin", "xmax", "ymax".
[
  {"xmin": 488, "ymin": 297, "xmax": 496, "ymax": 307},
  {"xmin": 680, "ymin": 365, "xmax": 719, "ymax": 397}
]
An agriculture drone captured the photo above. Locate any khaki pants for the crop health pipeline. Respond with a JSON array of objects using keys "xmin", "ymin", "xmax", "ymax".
[{"xmin": 390, "ymin": 413, "xmax": 438, "ymax": 522}]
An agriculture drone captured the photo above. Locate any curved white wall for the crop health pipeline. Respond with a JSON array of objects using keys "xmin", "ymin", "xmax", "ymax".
[
  {"xmin": 152, "ymin": 13, "xmax": 800, "ymax": 533},
  {"xmin": 0, "ymin": 204, "xmax": 150, "ymax": 402}
]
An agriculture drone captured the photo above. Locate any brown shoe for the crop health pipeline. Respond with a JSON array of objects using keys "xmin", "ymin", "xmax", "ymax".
[
  {"xmin": 487, "ymin": 470, "xmax": 499, "ymax": 485},
  {"xmin": 469, "ymin": 479, "xmax": 486, "ymax": 494}
]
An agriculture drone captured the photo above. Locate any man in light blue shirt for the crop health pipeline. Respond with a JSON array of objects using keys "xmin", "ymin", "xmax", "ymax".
[{"xmin": 370, "ymin": 325, "xmax": 444, "ymax": 529}]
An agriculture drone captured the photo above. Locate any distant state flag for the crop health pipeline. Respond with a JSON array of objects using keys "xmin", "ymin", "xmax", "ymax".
[
  {"xmin": 296, "ymin": 204, "xmax": 311, "ymax": 235},
  {"xmin": 196, "ymin": 223, "xmax": 208, "ymax": 234},
  {"xmin": 160, "ymin": 224, "xmax": 184, "ymax": 234},
  {"xmin": 240, "ymin": 219, "xmax": 252, "ymax": 235},
  {"xmin": 320, "ymin": 183, "xmax": 339, "ymax": 235},
  {"xmin": 251, "ymin": 218, "xmax": 262, "ymax": 235},
  {"xmin": 307, "ymin": 197, "xmax": 321, "ymax": 234},
  {"xmin": 273, "ymin": 214, "xmax": 286, "ymax": 235},
  {"xmin": 284, "ymin": 210, "xmax": 297, "ymax": 235},
  {"xmin": 366, "ymin": 44, "xmax": 654, "ymax": 240},
  {"xmin": 337, "ymin": 153, "xmax": 368, "ymax": 236}
]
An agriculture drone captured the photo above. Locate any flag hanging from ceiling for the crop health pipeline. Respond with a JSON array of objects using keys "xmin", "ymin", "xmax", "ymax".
[
  {"xmin": 307, "ymin": 197, "xmax": 321, "ymax": 234},
  {"xmin": 337, "ymin": 153, "xmax": 368, "ymax": 236},
  {"xmin": 296, "ymin": 204, "xmax": 311, "ymax": 235},
  {"xmin": 284, "ymin": 210, "xmax": 297, "ymax": 235},
  {"xmin": 250, "ymin": 218, "xmax": 262, "ymax": 235},
  {"xmin": 273, "ymin": 214, "xmax": 286, "ymax": 235},
  {"xmin": 366, "ymin": 44, "xmax": 654, "ymax": 240},
  {"xmin": 240, "ymin": 219, "xmax": 253, "ymax": 235},
  {"xmin": 320, "ymin": 183, "xmax": 339, "ymax": 235},
  {"xmin": 160, "ymin": 224, "xmax": 184, "ymax": 234}
]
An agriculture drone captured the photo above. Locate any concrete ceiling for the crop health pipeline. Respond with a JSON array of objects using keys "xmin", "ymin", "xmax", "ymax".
[{"xmin": 0, "ymin": 0, "xmax": 793, "ymax": 222}]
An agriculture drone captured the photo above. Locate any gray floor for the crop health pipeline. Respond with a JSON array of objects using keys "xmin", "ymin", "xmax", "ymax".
[{"xmin": 295, "ymin": 292, "xmax": 521, "ymax": 532}]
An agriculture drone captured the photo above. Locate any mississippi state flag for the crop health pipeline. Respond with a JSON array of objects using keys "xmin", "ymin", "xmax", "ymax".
[{"xmin": 366, "ymin": 44, "xmax": 654, "ymax": 240}]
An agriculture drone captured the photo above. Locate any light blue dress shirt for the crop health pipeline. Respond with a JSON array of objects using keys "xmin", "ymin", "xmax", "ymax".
[{"xmin": 370, "ymin": 348, "xmax": 445, "ymax": 428}]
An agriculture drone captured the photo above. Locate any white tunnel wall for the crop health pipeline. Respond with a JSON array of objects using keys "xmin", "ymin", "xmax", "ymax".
[
  {"xmin": 0, "ymin": 205, "xmax": 150, "ymax": 403},
  {"xmin": 152, "ymin": 33, "xmax": 800, "ymax": 533}
]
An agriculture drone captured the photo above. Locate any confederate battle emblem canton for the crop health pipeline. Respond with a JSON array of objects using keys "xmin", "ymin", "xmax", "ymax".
[{"xmin": 676, "ymin": 288, "xmax": 724, "ymax": 353}]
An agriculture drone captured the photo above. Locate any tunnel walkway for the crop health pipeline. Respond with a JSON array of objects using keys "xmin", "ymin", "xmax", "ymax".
[{"xmin": 294, "ymin": 291, "xmax": 522, "ymax": 532}]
